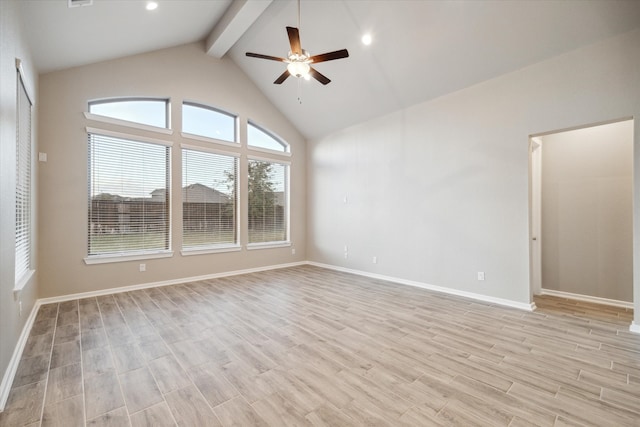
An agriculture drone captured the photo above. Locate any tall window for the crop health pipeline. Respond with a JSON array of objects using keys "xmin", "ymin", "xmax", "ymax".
[
  {"xmin": 247, "ymin": 159, "xmax": 288, "ymax": 244},
  {"xmin": 15, "ymin": 71, "xmax": 33, "ymax": 283},
  {"xmin": 182, "ymin": 102, "xmax": 236, "ymax": 143},
  {"xmin": 87, "ymin": 132, "xmax": 170, "ymax": 256},
  {"xmin": 248, "ymin": 121, "xmax": 289, "ymax": 153},
  {"xmin": 89, "ymin": 98, "xmax": 169, "ymax": 128},
  {"xmin": 182, "ymin": 148, "xmax": 238, "ymax": 250}
]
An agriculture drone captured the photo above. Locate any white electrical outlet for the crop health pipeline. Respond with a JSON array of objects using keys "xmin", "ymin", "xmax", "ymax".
[
  {"xmin": 292, "ymin": 248, "xmax": 296, "ymax": 255},
  {"xmin": 477, "ymin": 272, "xmax": 485, "ymax": 281},
  {"xmin": 344, "ymin": 252, "xmax": 348, "ymax": 259},
  {"xmin": 372, "ymin": 256, "xmax": 377, "ymax": 264},
  {"xmin": 140, "ymin": 263, "xmax": 146, "ymax": 272},
  {"xmin": 344, "ymin": 245, "xmax": 348, "ymax": 252},
  {"xmin": 19, "ymin": 301, "xmax": 22, "ymax": 317}
]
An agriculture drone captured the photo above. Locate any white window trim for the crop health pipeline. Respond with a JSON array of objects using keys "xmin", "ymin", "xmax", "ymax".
[
  {"xmin": 86, "ymin": 127, "xmax": 173, "ymax": 147},
  {"xmin": 247, "ymin": 145, "xmax": 292, "ymax": 157},
  {"xmin": 181, "ymin": 244, "xmax": 242, "ymax": 256},
  {"xmin": 247, "ymin": 155, "xmax": 291, "ymax": 166},
  {"xmin": 84, "ymin": 250, "xmax": 174, "ymax": 265},
  {"xmin": 181, "ymin": 132, "xmax": 240, "ymax": 147},
  {"xmin": 14, "ymin": 269, "xmax": 35, "ymax": 295},
  {"xmin": 181, "ymin": 143, "xmax": 240, "ymax": 157},
  {"xmin": 84, "ymin": 112, "xmax": 173, "ymax": 135},
  {"xmin": 247, "ymin": 241, "xmax": 291, "ymax": 250}
]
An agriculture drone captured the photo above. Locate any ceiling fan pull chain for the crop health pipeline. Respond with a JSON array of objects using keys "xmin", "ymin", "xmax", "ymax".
[{"xmin": 297, "ymin": 78, "xmax": 303, "ymax": 104}]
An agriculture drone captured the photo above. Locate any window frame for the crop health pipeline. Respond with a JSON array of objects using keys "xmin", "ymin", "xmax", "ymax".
[
  {"xmin": 180, "ymin": 144, "xmax": 241, "ymax": 256},
  {"xmin": 246, "ymin": 155, "xmax": 291, "ymax": 250},
  {"xmin": 84, "ymin": 127, "xmax": 174, "ymax": 265},
  {"xmin": 247, "ymin": 120, "xmax": 291, "ymax": 156},
  {"xmin": 85, "ymin": 97, "xmax": 172, "ymax": 135},
  {"xmin": 14, "ymin": 58, "xmax": 35, "ymax": 291},
  {"xmin": 181, "ymin": 101, "xmax": 238, "ymax": 146}
]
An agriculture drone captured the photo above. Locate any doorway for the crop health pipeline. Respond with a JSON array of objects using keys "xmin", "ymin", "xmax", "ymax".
[{"xmin": 529, "ymin": 119, "xmax": 634, "ymax": 306}]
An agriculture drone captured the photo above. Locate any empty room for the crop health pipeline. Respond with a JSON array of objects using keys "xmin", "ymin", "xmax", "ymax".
[{"xmin": 2, "ymin": 0, "xmax": 640, "ymax": 426}]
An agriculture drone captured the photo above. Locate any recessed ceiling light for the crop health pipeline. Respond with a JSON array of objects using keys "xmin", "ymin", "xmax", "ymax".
[
  {"xmin": 361, "ymin": 33, "xmax": 372, "ymax": 46},
  {"xmin": 146, "ymin": 1, "xmax": 158, "ymax": 11}
]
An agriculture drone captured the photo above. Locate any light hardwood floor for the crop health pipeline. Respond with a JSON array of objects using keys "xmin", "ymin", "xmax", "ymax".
[{"xmin": 1, "ymin": 265, "xmax": 638, "ymax": 426}]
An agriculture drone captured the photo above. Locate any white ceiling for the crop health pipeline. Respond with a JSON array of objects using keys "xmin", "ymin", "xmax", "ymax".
[{"xmin": 19, "ymin": 0, "xmax": 640, "ymax": 140}]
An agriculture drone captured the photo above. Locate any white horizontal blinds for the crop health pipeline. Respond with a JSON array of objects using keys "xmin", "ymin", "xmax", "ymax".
[
  {"xmin": 87, "ymin": 133, "xmax": 170, "ymax": 255},
  {"xmin": 15, "ymin": 73, "xmax": 32, "ymax": 282},
  {"xmin": 182, "ymin": 148, "xmax": 238, "ymax": 249},
  {"xmin": 247, "ymin": 159, "xmax": 288, "ymax": 243}
]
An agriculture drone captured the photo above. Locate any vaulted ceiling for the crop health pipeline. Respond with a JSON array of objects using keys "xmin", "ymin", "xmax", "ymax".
[{"xmin": 18, "ymin": 0, "xmax": 640, "ymax": 140}]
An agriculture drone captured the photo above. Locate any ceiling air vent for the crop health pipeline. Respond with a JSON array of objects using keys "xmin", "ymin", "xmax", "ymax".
[{"xmin": 68, "ymin": 0, "xmax": 93, "ymax": 8}]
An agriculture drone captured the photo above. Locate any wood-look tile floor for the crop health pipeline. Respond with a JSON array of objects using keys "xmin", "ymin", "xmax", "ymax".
[{"xmin": 1, "ymin": 265, "xmax": 639, "ymax": 426}]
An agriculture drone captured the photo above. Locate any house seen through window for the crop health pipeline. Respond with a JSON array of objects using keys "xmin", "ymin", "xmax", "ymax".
[
  {"xmin": 182, "ymin": 148, "xmax": 239, "ymax": 250},
  {"xmin": 87, "ymin": 132, "xmax": 170, "ymax": 256}
]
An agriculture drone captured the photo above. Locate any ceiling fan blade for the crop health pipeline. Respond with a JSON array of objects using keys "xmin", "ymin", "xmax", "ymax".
[
  {"xmin": 286, "ymin": 27, "xmax": 302, "ymax": 55},
  {"xmin": 274, "ymin": 70, "xmax": 290, "ymax": 84},
  {"xmin": 246, "ymin": 52, "xmax": 287, "ymax": 62},
  {"xmin": 309, "ymin": 67, "xmax": 331, "ymax": 85},
  {"xmin": 309, "ymin": 49, "xmax": 349, "ymax": 64}
]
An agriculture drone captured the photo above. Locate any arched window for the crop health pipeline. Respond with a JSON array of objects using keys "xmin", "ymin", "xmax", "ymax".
[
  {"xmin": 248, "ymin": 121, "xmax": 289, "ymax": 153},
  {"xmin": 89, "ymin": 98, "xmax": 169, "ymax": 128},
  {"xmin": 182, "ymin": 102, "xmax": 237, "ymax": 143}
]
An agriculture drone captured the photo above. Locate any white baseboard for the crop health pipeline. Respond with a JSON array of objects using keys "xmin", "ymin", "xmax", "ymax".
[
  {"xmin": 38, "ymin": 261, "xmax": 307, "ymax": 305},
  {"xmin": 540, "ymin": 288, "xmax": 633, "ymax": 309},
  {"xmin": 0, "ymin": 300, "xmax": 41, "ymax": 412},
  {"xmin": 307, "ymin": 261, "xmax": 536, "ymax": 311}
]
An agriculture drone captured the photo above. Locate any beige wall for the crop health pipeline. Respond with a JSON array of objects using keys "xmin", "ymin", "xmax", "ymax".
[
  {"xmin": 38, "ymin": 42, "xmax": 306, "ymax": 298},
  {"xmin": 0, "ymin": 0, "xmax": 39, "ymax": 405},
  {"xmin": 541, "ymin": 121, "xmax": 633, "ymax": 302},
  {"xmin": 307, "ymin": 29, "xmax": 640, "ymax": 315}
]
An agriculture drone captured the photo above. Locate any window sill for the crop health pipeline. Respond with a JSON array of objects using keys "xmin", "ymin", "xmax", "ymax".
[
  {"xmin": 181, "ymin": 245, "xmax": 242, "ymax": 256},
  {"xmin": 181, "ymin": 132, "xmax": 238, "ymax": 147},
  {"xmin": 248, "ymin": 146, "xmax": 292, "ymax": 157},
  {"xmin": 247, "ymin": 241, "xmax": 291, "ymax": 251},
  {"xmin": 84, "ymin": 251, "xmax": 173, "ymax": 265},
  {"xmin": 14, "ymin": 269, "xmax": 35, "ymax": 295}
]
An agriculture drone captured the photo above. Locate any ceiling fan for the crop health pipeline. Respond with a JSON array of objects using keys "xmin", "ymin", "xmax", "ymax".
[{"xmin": 245, "ymin": 1, "xmax": 349, "ymax": 85}]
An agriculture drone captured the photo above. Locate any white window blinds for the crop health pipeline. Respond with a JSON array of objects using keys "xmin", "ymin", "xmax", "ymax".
[
  {"xmin": 87, "ymin": 133, "xmax": 170, "ymax": 256},
  {"xmin": 182, "ymin": 148, "xmax": 238, "ymax": 249},
  {"xmin": 15, "ymin": 73, "xmax": 32, "ymax": 282},
  {"xmin": 247, "ymin": 159, "xmax": 288, "ymax": 244}
]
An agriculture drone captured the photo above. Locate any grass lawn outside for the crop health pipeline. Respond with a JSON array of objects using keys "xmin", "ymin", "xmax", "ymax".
[{"xmin": 89, "ymin": 229, "xmax": 286, "ymax": 254}]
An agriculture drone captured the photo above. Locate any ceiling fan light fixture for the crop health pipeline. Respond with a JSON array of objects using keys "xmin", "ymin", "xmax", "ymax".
[{"xmin": 287, "ymin": 61, "xmax": 310, "ymax": 78}]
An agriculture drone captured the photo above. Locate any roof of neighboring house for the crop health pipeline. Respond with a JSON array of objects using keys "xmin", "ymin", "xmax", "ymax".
[{"xmin": 152, "ymin": 183, "xmax": 231, "ymax": 204}]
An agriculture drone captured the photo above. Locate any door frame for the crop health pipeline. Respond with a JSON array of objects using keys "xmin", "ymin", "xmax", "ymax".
[{"xmin": 529, "ymin": 137, "xmax": 542, "ymax": 298}]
